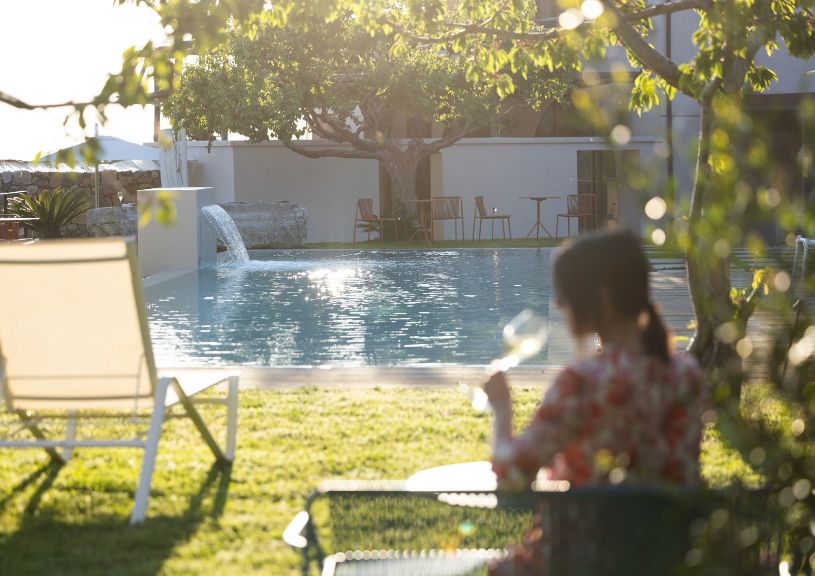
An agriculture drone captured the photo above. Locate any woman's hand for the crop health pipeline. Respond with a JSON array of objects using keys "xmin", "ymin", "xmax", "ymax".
[{"xmin": 483, "ymin": 371, "xmax": 511, "ymax": 414}]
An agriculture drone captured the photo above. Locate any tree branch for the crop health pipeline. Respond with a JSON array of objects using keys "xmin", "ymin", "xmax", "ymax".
[
  {"xmin": 280, "ymin": 137, "xmax": 382, "ymax": 160},
  {"xmin": 727, "ymin": 28, "xmax": 771, "ymax": 93},
  {"xmin": 310, "ymin": 108, "xmax": 381, "ymax": 153},
  {"xmin": 425, "ymin": 122, "xmax": 471, "ymax": 155},
  {"xmin": 602, "ymin": 0, "xmax": 691, "ymax": 95},
  {"xmin": 615, "ymin": 0, "xmax": 710, "ymax": 21},
  {"xmin": 0, "ymin": 89, "xmax": 168, "ymax": 111},
  {"xmin": 400, "ymin": 0, "xmax": 707, "ymax": 45}
]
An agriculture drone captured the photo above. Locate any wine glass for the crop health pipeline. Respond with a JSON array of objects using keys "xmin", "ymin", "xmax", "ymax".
[
  {"xmin": 460, "ymin": 309, "xmax": 548, "ymax": 412},
  {"xmin": 117, "ymin": 191, "xmax": 125, "ymax": 206}
]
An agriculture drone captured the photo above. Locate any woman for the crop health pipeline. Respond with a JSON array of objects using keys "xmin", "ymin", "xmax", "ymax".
[{"xmin": 484, "ymin": 232, "xmax": 707, "ymax": 573}]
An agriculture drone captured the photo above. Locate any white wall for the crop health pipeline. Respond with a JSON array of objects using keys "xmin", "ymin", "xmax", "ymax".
[
  {"xmin": 433, "ymin": 138, "xmax": 659, "ymax": 240},
  {"xmin": 187, "ymin": 142, "xmax": 236, "ymax": 203},
  {"xmin": 187, "ymin": 138, "xmax": 662, "ymax": 243},
  {"xmin": 190, "ymin": 141, "xmax": 380, "ymax": 243}
]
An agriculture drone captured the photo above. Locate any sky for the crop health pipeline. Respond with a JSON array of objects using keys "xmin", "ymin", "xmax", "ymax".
[{"xmin": 0, "ymin": 1, "xmax": 169, "ymax": 160}]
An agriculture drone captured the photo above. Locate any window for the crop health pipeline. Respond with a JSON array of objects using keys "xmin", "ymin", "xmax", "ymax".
[{"xmin": 577, "ymin": 150, "xmax": 640, "ymax": 231}]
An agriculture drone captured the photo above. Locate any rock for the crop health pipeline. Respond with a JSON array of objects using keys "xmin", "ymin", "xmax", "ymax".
[
  {"xmin": 218, "ymin": 201, "xmax": 307, "ymax": 248},
  {"xmin": 1, "ymin": 172, "xmax": 11, "ymax": 185},
  {"xmin": 85, "ymin": 205, "xmax": 138, "ymax": 237}
]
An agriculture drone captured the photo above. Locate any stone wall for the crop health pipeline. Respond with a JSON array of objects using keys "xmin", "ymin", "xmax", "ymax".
[
  {"xmin": 220, "ymin": 201, "xmax": 307, "ymax": 248},
  {"xmin": 0, "ymin": 160, "xmax": 160, "ymax": 237},
  {"xmin": 84, "ymin": 200, "xmax": 308, "ymax": 250}
]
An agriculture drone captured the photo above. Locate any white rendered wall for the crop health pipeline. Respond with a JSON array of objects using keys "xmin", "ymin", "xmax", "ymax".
[
  {"xmin": 227, "ymin": 141, "xmax": 379, "ymax": 244},
  {"xmin": 432, "ymin": 138, "xmax": 659, "ymax": 240},
  {"xmin": 187, "ymin": 142, "xmax": 236, "ymax": 204},
  {"xmin": 185, "ymin": 139, "xmax": 662, "ymax": 243}
]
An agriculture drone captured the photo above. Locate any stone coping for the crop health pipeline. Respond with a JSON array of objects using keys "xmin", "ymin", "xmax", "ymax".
[{"xmin": 160, "ymin": 365, "xmax": 562, "ymax": 390}]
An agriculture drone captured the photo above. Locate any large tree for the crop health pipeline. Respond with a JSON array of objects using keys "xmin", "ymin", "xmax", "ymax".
[{"xmin": 162, "ymin": 15, "xmax": 572, "ymax": 212}]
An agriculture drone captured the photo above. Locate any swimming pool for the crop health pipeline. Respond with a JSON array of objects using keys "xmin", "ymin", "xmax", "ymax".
[{"xmin": 145, "ymin": 248, "xmax": 551, "ymax": 367}]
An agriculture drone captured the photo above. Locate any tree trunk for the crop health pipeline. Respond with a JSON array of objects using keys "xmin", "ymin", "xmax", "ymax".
[
  {"xmin": 686, "ymin": 83, "xmax": 743, "ymax": 403},
  {"xmin": 381, "ymin": 142, "xmax": 423, "ymax": 217}
]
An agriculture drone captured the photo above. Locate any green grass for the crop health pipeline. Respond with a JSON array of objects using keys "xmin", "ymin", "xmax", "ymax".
[{"xmin": 0, "ymin": 385, "xmax": 757, "ymax": 575}]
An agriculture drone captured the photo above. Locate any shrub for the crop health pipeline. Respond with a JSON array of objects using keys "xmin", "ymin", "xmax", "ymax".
[{"xmin": 9, "ymin": 187, "xmax": 91, "ymax": 239}]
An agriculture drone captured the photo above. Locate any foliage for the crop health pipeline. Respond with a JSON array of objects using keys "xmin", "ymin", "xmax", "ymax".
[
  {"xmin": 160, "ymin": 51, "xmax": 240, "ymax": 142},
  {"xmin": 8, "ymin": 187, "xmax": 91, "ymax": 239},
  {"xmin": 137, "ymin": 189, "xmax": 178, "ymax": 228},
  {"xmin": 163, "ymin": 9, "xmax": 574, "ymax": 207}
]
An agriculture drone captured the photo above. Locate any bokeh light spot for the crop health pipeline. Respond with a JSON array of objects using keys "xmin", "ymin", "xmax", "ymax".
[
  {"xmin": 580, "ymin": 0, "xmax": 604, "ymax": 19},
  {"xmin": 559, "ymin": 8, "xmax": 584, "ymax": 29},
  {"xmin": 651, "ymin": 228, "xmax": 666, "ymax": 245},
  {"xmin": 644, "ymin": 196, "xmax": 667, "ymax": 220}
]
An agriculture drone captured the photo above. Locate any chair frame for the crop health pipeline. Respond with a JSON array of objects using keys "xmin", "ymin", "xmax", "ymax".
[
  {"xmin": 353, "ymin": 198, "xmax": 399, "ymax": 245},
  {"xmin": 428, "ymin": 196, "xmax": 465, "ymax": 241},
  {"xmin": 792, "ymin": 235, "xmax": 815, "ymax": 290},
  {"xmin": 556, "ymin": 194, "xmax": 597, "ymax": 237},
  {"xmin": 472, "ymin": 195, "xmax": 512, "ymax": 241},
  {"xmin": 285, "ymin": 480, "xmax": 781, "ymax": 576},
  {"xmin": 0, "ymin": 239, "xmax": 239, "ymax": 524}
]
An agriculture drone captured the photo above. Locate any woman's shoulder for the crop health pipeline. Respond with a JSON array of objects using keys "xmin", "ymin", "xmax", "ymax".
[{"xmin": 561, "ymin": 348, "xmax": 701, "ymax": 386}]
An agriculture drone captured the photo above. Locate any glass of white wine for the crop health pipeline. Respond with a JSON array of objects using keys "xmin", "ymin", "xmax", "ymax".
[{"xmin": 460, "ymin": 309, "xmax": 548, "ymax": 412}]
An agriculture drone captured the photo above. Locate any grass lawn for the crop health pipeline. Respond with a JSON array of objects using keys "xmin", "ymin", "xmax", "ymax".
[{"xmin": 0, "ymin": 386, "xmax": 757, "ymax": 575}]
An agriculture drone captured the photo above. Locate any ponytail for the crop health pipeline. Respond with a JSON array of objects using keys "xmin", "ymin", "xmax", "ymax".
[{"xmin": 641, "ymin": 302, "xmax": 671, "ymax": 364}]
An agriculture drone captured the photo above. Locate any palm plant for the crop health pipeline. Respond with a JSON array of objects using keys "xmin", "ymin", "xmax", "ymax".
[{"xmin": 9, "ymin": 187, "xmax": 91, "ymax": 239}]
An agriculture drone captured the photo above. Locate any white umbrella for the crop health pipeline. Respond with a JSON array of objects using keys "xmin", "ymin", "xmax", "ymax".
[{"xmin": 38, "ymin": 135, "xmax": 160, "ymax": 208}]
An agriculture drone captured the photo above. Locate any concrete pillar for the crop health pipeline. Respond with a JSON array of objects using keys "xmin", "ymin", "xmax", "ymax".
[{"xmin": 137, "ymin": 187, "xmax": 216, "ymax": 276}]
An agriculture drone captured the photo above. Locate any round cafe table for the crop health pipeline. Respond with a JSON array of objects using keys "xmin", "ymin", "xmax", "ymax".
[
  {"xmin": 401, "ymin": 198, "xmax": 433, "ymax": 244},
  {"xmin": 406, "ymin": 461, "xmax": 497, "ymax": 491},
  {"xmin": 519, "ymin": 196, "xmax": 557, "ymax": 239},
  {"xmin": 406, "ymin": 460, "xmax": 566, "ymax": 492}
]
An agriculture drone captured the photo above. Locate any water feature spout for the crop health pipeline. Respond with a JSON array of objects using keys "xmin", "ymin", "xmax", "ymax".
[{"xmin": 201, "ymin": 205, "xmax": 250, "ymax": 264}]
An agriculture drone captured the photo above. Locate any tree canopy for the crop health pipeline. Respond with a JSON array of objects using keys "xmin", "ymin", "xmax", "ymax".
[{"xmin": 163, "ymin": 12, "xmax": 574, "ymax": 208}]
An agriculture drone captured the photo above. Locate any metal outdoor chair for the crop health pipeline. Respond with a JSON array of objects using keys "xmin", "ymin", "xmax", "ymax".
[
  {"xmin": 0, "ymin": 219, "xmax": 20, "ymax": 240},
  {"xmin": 429, "ymin": 196, "xmax": 465, "ymax": 241},
  {"xmin": 353, "ymin": 198, "xmax": 399, "ymax": 245},
  {"xmin": 556, "ymin": 194, "xmax": 597, "ymax": 237},
  {"xmin": 792, "ymin": 234, "xmax": 815, "ymax": 291},
  {"xmin": 285, "ymin": 480, "xmax": 782, "ymax": 576},
  {"xmin": 472, "ymin": 195, "xmax": 512, "ymax": 240}
]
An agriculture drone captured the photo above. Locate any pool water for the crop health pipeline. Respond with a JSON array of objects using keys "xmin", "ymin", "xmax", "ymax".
[{"xmin": 145, "ymin": 248, "xmax": 551, "ymax": 367}]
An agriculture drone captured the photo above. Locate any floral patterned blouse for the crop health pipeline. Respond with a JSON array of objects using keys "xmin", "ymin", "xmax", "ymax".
[{"xmin": 492, "ymin": 348, "xmax": 706, "ymax": 487}]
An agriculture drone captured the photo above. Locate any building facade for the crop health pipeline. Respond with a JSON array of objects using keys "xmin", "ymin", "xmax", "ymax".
[{"xmin": 188, "ymin": 8, "xmax": 815, "ymax": 244}]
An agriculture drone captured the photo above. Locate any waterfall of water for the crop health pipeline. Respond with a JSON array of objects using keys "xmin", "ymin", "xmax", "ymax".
[{"xmin": 201, "ymin": 204, "xmax": 250, "ymax": 264}]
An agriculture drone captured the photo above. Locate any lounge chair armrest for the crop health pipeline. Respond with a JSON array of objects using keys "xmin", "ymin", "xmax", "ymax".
[{"xmin": 283, "ymin": 510, "xmax": 310, "ymax": 549}]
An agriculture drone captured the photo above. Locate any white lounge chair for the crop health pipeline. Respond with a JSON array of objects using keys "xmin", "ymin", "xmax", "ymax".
[{"xmin": 0, "ymin": 238, "xmax": 239, "ymax": 524}]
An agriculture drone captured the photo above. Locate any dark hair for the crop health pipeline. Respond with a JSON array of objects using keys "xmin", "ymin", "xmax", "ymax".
[{"xmin": 553, "ymin": 231, "xmax": 671, "ymax": 364}]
